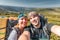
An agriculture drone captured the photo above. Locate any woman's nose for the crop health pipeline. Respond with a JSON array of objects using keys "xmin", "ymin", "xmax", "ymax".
[{"xmin": 23, "ymin": 19, "xmax": 27, "ymax": 22}]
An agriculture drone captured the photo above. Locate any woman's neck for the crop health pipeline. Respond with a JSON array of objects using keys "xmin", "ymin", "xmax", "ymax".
[
  {"xmin": 19, "ymin": 25, "xmax": 24, "ymax": 33},
  {"xmin": 19, "ymin": 25, "xmax": 24, "ymax": 30}
]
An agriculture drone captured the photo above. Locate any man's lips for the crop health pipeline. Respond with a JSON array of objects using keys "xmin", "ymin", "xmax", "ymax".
[{"xmin": 33, "ymin": 20, "xmax": 37, "ymax": 23}]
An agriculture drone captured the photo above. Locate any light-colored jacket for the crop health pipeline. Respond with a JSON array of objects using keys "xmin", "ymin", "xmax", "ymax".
[{"xmin": 8, "ymin": 29, "xmax": 17, "ymax": 40}]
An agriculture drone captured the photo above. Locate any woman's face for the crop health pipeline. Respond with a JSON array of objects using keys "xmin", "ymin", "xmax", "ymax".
[{"xmin": 18, "ymin": 17, "xmax": 28, "ymax": 28}]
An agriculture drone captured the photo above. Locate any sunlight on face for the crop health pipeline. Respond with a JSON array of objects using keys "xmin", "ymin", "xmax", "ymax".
[
  {"xmin": 18, "ymin": 17, "xmax": 28, "ymax": 28},
  {"xmin": 29, "ymin": 15, "xmax": 40, "ymax": 26}
]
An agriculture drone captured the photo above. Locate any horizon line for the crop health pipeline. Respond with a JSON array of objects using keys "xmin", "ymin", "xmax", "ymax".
[{"xmin": 0, "ymin": 4, "xmax": 60, "ymax": 8}]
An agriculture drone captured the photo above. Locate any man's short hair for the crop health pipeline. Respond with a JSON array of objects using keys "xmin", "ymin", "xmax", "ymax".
[{"xmin": 28, "ymin": 11, "xmax": 39, "ymax": 19}]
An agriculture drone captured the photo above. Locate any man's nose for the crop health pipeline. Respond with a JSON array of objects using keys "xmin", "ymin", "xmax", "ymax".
[{"xmin": 31, "ymin": 18, "xmax": 35, "ymax": 21}]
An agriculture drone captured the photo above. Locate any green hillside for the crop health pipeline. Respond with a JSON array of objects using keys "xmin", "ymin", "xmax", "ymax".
[{"xmin": 0, "ymin": 8, "xmax": 60, "ymax": 40}]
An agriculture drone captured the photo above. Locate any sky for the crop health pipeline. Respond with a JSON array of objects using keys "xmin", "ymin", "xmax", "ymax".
[{"xmin": 0, "ymin": 0, "xmax": 60, "ymax": 8}]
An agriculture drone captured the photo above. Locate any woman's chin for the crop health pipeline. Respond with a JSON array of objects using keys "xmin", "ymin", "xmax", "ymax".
[{"xmin": 22, "ymin": 25, "xmax": 26, "ymax": 28}]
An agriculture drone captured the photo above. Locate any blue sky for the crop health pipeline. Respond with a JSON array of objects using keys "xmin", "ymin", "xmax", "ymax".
[{"xmin": 0, "ymin": 0, "xmax": 60, "ymax": 8}]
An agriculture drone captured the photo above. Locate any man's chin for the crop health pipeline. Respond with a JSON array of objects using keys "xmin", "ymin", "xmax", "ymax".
[{"xmin": 33, "ymin": 24, "xmax": 38, "ymax": 26}]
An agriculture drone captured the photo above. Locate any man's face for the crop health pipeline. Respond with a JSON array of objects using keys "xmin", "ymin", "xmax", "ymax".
[
  {"xmin": 18, "ymin": 17, "xmax": 28, "ymax": 28},
  {"xmin": 29, "ymin": 15, "xmax": 40, "ymax": 26}
]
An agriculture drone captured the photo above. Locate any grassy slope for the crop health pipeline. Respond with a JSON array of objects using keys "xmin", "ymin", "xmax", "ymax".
[{"xmin": 0, "ymin": 8, "xmax": 60, "ymax": 40}]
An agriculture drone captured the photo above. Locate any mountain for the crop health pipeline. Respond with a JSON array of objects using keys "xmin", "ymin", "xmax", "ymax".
[
  {"xmin": 0, "ymin": 5, "xmax": 36, "ymax": 12},
  {"xmin": 0, "ymin": 5, "xmax": 60, "ymax": 14},
  {"xmin": 0, "ymin": 5, "xmax": 26, "ymax": 12}
]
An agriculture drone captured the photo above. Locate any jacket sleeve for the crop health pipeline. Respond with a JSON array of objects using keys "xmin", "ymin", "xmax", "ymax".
[
  {"xmin": 46, "ymin": 23, "xmax": 54, "ymax": 32},
  {"xmin": 8, "ymin": 29, "xmax": 17, "ymax": 40}
]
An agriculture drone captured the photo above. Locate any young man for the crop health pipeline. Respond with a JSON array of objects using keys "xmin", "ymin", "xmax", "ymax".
[
  {"xmin": 18, "ymin": 11, "xmax": 60, "ymax": 40},
  {"xmin": 8, "ymin": 13, "xmax": 28, "ymax": 40}
]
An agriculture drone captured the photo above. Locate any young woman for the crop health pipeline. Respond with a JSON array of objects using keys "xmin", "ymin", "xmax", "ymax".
[{"xmin": 8, "ymin": 13, "xmax": 28, "ymax": 40}]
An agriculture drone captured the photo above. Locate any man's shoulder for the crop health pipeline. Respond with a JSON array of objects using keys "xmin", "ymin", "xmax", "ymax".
[
  {"xmin": 25, "ymin": 26, "xmax": 31, "ymax": 28},
  {"xmin": 43, "ymin": 23, "xmax": 54, "ymax": 32},
  {"xmin": 45, "ymin": 23, "xmax": 54, "ymax": 28},
  {"xmin": 24, "ymin": 26, "xmax": 31, "ymax": 31}
]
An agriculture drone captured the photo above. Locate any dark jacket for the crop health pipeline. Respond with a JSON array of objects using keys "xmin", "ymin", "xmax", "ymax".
[{"xmin": 5, "ymin": 19, "xmax": 18, "ymax": 40}]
